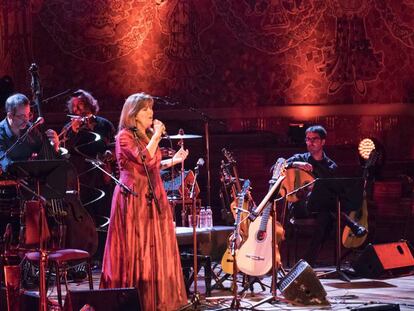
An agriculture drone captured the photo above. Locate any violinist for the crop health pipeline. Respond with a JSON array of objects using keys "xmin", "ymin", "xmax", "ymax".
[
  {"xmin": 61, "ymin": 89, "xmax": 115, "ymax": 151},
  {"xmin": 285, "ymin": 125, "xmax": 367, "ymax": 266},
  {"xmin": 0, "ymin": 93, "xmax": 59, "ymax": 173},
  {"xmin": 61, "ymin": 90, "xmax": 116, "ymax": 224}
]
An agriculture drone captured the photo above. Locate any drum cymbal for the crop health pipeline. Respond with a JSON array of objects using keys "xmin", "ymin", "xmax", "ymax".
[{"xmin": 166, "ymin": 134, "xmax": 202, "ymax": 139}]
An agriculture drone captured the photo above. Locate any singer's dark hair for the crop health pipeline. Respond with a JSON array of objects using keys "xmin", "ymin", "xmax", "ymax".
[
  {"xmin": 67, "ymin": 89, "xmax": 99, "ymax": 115},
  {"xmin": 5, "ymin": 93, "xmax": 30, "ymax": 114},
  {"xmin": 119, "ymin": 92, "xmax": 154, "ymax": 138}
]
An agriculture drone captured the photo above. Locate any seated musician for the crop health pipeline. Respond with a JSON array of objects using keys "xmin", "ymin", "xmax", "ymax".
[
  {"xmin": 285, "ymin": 125, "xmax": 366, "ymax": 266},
  {"xmin": 0, "ymin": 93, "xmax": 60, "ymax": 173}
]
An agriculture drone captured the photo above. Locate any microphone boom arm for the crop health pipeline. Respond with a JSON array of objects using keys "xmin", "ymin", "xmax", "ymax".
[{"xmin": 85, "ymin": 158, "xmax": 138, "ymax": 197}]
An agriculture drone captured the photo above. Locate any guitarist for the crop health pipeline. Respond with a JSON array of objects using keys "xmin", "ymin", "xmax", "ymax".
[{"xmin": 285, "ymin": 125, "xmax": 367, "ymax": 266}]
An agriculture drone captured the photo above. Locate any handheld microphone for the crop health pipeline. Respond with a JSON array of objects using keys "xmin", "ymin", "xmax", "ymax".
[
  {"xmin": 162, "ymin": 129, "xmax": 169, "ymax": 138},
  {"xmin": 195, "ymin": 158, "xmax": 205, "ymax": 170},
  {"xmin": 151, "ymin": 120, "xmax": 169, "ymax": 138}
]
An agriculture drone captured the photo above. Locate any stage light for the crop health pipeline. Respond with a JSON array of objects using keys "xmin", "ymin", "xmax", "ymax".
[{"xmin": 358, "ymin": 138, "xmax": 376, "ymax": 160}]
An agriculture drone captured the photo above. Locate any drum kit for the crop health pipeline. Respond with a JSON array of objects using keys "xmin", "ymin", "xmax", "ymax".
[{"xmin": 160, "ymin": 130, "xmax": 203, "ymax": 226}]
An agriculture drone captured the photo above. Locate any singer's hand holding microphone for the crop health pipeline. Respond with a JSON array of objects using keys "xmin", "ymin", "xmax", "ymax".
[{"xmin": 152, "ymin": 119, "xmax": 167, "ymax": 139}]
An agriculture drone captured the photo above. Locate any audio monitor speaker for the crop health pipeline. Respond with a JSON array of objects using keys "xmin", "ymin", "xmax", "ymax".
[
  {"xmin": 63, "ymin": 288, "xmax": 141, "ymax": 311},
  {"xmin": 278, "ymin": 260, "xmax": 328, "ymax": 305},
  {"xmin": 352, "ymin": 241, "xmax": 414, "ymax": 278}
]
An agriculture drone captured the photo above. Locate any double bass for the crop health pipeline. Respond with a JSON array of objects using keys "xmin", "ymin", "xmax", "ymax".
[{"xmin": 28, "ymin": 64, "xmax": 98, "ymax": 256}]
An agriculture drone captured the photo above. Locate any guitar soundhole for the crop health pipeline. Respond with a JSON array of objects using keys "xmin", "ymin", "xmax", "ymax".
[{"xmin": 257, "ymin": 230, "xmax": 267, "ymax": 242}]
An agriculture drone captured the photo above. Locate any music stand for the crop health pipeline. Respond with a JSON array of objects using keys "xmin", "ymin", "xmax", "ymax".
[
  {"xmin": 309, "ymin": 177, "xmax": 364, "ymax": 282},
  {"xmin": 8, "ymin": 159, "xmax": 69, "ymax": 311},
  {"xmin": 9, "ymin": 160, "xmax": 69, "ymax": 200}
]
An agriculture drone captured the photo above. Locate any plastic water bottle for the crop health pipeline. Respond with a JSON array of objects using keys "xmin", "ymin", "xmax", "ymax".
[
  {"xmin": 199, "ymin": 207, "xmax": 206, "ymax": 228},
  {"xmin": 206, "ymin": 206, "xmax": 213, "ymax": 228}
]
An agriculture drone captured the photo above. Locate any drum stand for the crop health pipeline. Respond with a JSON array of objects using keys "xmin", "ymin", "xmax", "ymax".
[{"xmin": 178, "ymin": 161, "xmax": 204, "ymax": 310}]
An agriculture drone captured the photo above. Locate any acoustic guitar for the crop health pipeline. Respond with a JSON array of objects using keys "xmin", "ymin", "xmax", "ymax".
[
  {"xmin": 235, "ymin": 158, "xmax": 286, "ymax": 276},
  {"xmin": 342, "ymin": 149, "xmax": 379, "ymax": 248}
]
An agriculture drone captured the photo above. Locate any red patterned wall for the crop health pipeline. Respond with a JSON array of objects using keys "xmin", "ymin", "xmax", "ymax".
[
  {"xmin": 1, "ymin": 0, "xmax": 414, "ymax": 216},
  {"xmin": 1, "ymin": 0, "xmax": 414, "ymax": 158},
  {"xmin": 2, "ymin": 0, "xmax": 414, "ymax": 108}
]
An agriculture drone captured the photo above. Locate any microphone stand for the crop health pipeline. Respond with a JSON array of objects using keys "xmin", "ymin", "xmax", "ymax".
[
  {"xmin": 0, "ymin": 122, "xmax": 42, "ymax": 161},
  {"xmin": 84, "ymin": 158, "xmax": 138, "ymax": 197},
  {"xmin": 41, "ymin": 89, "xmax": 73, "ymax": 104},
  {"xmin": 138, "ymin": 151, "xmax": 160, "ymax": 311}
]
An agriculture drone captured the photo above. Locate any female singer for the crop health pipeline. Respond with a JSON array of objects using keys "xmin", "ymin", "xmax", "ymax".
[{"xmin": 100, "ymin": 93, "xmax": 188, "ymax": 310}]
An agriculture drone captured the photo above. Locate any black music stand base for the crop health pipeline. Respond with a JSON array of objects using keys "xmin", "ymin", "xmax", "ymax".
[
  {"xmin": 318, "ymin": 267, "xmax": 351, "ymax": 282},
  {"xmin": 252, "ymin": 296, "xmax": 284, "ymax": 309}
]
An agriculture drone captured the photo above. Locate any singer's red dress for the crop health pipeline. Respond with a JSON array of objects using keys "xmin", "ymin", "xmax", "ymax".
[{"xmin": 100, "ymin": 129, "xmax": 187, "ymax": 310}]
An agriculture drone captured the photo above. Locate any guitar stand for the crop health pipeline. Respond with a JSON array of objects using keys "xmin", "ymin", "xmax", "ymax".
[
  {"xmin": 210, "ymin": 266, "xmax": 232, "ymax": 291},
  {"xmin": 177, "ymin": 163, "xmax": 209, "ymax": 311},
  {"xmin": 250, "ymin": 199, "xmax": 286, "ymax": 309},
  {"xmin": 240, "ymin": 275, "xmax": 268, "ymax": 295},
  {"xmin": 213, "ymin": 206, "xmax": 255, "ymax": 310}
]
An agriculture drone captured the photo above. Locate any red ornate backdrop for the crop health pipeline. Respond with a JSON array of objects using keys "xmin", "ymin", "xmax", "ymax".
[{"xmin": 1, "ymin": 0, "xmax": 414, "ymax": 200}]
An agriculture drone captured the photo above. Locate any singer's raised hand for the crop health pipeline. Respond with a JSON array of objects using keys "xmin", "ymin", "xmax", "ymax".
[
  {"xmin": 172, "ymin": 147, "xmax": 189, "ymax": 163},
  {"xmin": 45, "ymin": 129, "xmax": 60, "ymax": 152}
]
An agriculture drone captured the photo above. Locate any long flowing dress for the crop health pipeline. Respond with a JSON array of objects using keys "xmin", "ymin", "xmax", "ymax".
[{"xmin": 100, "ymin": 129, "xmax": 187, "ymax": 310}]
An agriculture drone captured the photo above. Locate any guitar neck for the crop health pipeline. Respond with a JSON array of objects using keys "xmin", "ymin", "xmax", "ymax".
[
  {"xmin": 232, "ymin": 165, "xmax": 242, "ymax": 193},
  {"xmin": 258, "ymin": 203, "xmax": 272, "ymax": 231}
]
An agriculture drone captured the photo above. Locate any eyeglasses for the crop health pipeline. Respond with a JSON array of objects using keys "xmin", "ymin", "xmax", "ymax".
[
  {"xmin": 305, "ymin": 137, "xmax": 321, "ymax": 143},
  {"xmin": 14, "ymin": 112, "xmax": 33, "ymax": 121}
]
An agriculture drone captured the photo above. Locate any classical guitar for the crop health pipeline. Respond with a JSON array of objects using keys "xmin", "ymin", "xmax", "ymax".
[
  {"xmin": 342, "ymin": 149, "xmax": 379, "ymax": 248},
  {"xmin": 221, "ymin": 179, "xmax": 251, "ymax": 274},
  {"xmin": 236, "ymin": 158, "xmax": 286, "ymax": 276}
]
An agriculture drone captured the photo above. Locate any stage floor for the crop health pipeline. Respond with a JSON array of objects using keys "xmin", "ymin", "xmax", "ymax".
[{"xmin": 23, "ymin": 264, "xmax": 414, "ymax": 310}]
